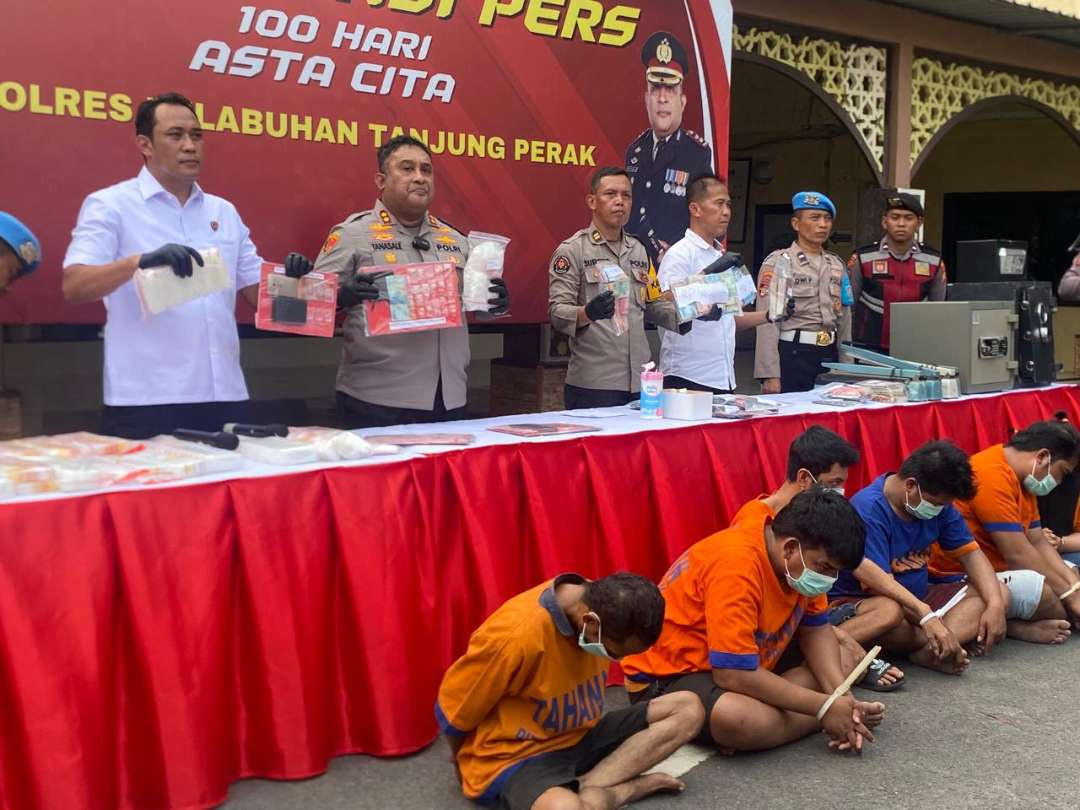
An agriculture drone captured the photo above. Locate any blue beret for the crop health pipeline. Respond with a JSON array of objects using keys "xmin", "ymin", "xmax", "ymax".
[
  {"xmin": 0, "ymin": 212, "xmax": 41, "ymax": 277},
  {"xmin": 791, "ymin": 191, "xmax": 836, "ymax": 218}
]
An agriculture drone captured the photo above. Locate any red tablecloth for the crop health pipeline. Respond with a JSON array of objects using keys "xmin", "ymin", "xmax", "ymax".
[{"xmin": 1, "ymin": 387, "xmax": 1076, "ymax": 809}]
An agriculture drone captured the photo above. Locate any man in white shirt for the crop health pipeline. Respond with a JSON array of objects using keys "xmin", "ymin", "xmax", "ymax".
[
  {"xmin": 658, "ymin": 174, "xmax": 778, "ymax": 393},
  {"xmin": 63, "ymin": 92, "xmax": 264, "ymax": 439}
]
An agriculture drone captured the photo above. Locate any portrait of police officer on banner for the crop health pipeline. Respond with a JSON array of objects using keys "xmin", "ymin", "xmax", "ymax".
[{"xmin": 625, "ymin": 31, "xmax": 713, "ymax": 266}]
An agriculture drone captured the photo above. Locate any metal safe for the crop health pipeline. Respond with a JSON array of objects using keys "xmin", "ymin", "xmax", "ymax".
[{"xmin": 890, "ymin": 301, "xmax": 1017, "ymax": 394}]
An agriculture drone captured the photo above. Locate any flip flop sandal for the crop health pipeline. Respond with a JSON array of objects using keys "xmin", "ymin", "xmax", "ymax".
[{"xmin": 854, "ymin": 657, "xmax": 905, "ymax": 692}]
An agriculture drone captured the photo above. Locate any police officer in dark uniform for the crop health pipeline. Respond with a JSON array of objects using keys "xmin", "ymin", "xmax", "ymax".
[
  {"xmin": 625, "ymin": 31, "xmax": 713, "ymax": 266},
  {"xmin": 848, "ymin": 192, "xmax": 945, "ymax": 354}
]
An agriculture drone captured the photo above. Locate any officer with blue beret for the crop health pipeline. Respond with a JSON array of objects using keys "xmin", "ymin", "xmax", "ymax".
[
  {"xmin": 754, "ymin": 191, "xmax": 851, "ymax": 392},
  {"xmin": 0, "ymin": 212, "xmax": 41, "ymax": 295},
  {"xmin": 624, "ymin": 31, "xmax": 713, "ymax": 266}
]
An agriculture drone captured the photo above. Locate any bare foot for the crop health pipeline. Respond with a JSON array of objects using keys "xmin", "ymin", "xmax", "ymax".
[
  {"xmin": 964, "ymin": 641, "xmax": 986, "ymax": 658},
  {"xmin": 621, "ymin": 773, "xmax": 685, "ymax": 802},
  {"xmin": 1008, "ymin": 618, "xmax": 1071, "ymax": 645},
  {"xmin": 856, "ymin": 700, "xmax": 885, "ymax": 728},
  {"xmin": 910, "ymin": 644, "xmax": 970, "ymax": 675}
]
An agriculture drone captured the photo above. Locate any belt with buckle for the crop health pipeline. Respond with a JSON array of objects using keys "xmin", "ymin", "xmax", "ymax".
[{"xmin": 779, "ymin": 329, "xmax": 835, "ymax": 347}]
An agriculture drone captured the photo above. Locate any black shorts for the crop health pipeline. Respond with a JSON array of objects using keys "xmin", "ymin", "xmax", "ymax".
[
  {"xmin": 494, "ymin": 701, "xmax": 650, "ymax": 810},
  {"xmin": 628, "ymin": 673, "xmax": 722, "ymax": 747}
]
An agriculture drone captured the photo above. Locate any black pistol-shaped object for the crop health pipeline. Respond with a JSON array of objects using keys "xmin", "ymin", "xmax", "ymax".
[
  {"xmin": 223, "ymin": 422, "xmax": 290, "ymax": 438},
  {"xmin": 173, "ymin": 428, "xmax": 240, "ymax": 451},
  {"xmin": 699, "ymin": 252, "xmax": 743, "ymax": 275}
]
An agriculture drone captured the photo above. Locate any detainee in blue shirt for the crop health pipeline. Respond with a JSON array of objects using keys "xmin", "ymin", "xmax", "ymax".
[{"xmin": 828, "ymin": 441, "xmax": 1008, "ymax": 676}]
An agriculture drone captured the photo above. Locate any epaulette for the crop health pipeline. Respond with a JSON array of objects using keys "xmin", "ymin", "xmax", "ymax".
[
  {"xmin": 853, "ymin": 243, "xmax": 880, "ymax": 255},
  {"xmin": 683, "ymin": 129, "xmax": 709, "ymax": 148},
  {"xmin": 916, "ymin": 243, "xmax": 942, "ymax": 257},
  {"xmin": 428, "ymin": 211, "xmax": 464, "ymax": 236},
  {"xmin": 345, "ymin": 209, "xmax": 374, "ymax": 224},
  {"xmin": 559, "ymin": 227, "xmax": 591, "ymax": 247}
]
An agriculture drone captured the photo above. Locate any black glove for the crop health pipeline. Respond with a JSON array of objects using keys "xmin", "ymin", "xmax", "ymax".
[
  {"xmin": 337, "ymin": 271, "xmax": 385, "ymax": 309},
  {"xmin": 696, "ymin": 304, "xmax": 724, "ymax": 322},
  {"xmin": 487, "ymin": 277, "xmax": 510, "ymax": 315},
  {"xmin": 284, "ymin": 252, "xmax": 313, "ymax": 279},
  {"xmin": 700, "ymin": 252, "xmax": 742, "ymax": 275},
  {"xmin": 584, "ymin": 290, "xmax": 616, "ymax": 322},
  {"xmin": 767, "ymin": 294, "xmax": 797, "ymax": 323},
  {"xmin": 138, "ymin": 243, "xmax": 203, "ymax": 278}
]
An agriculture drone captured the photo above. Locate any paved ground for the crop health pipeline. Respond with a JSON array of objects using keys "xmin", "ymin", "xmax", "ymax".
[{"xmin": 225, "ymin": 634, "xmax": 1080, "ymax": 810}]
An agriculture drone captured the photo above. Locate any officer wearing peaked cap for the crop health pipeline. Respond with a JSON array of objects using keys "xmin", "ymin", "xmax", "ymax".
[
  {"xmin": 0, "ymin": 212, "xmax": 41, "ymax": 295},
  {"xmin": 849, "ymin": 191, "xmax": 945, "ymax": 354},
  {"xmin": 754, "ymin": 191, "xmax": 851, "ymax": 393},
  {"xmin": 625, "ymin": 31, "xmax": 713, "ymax": 266}
]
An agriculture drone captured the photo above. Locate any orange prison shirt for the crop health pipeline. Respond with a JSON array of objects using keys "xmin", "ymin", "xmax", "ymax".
[
  {"xmin": 620, "ymin": 522, "xmax": 828, "ymax": 689},
  {"xmin": 435, "ymin": 574, "xmax": 609, "ymax": 802},
  {"xmin": 730, "ymin": 496, "xmax": 777, "ymax": 530},
  {"xmin": 930, "ymin": 444, "xmax": 1041, "ymax": 576}
]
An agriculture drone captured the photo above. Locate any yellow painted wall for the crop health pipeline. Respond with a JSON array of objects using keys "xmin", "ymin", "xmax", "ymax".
[{"xmin": 914, "ymin": 114, "xmax": 1080, "ymax": 245}]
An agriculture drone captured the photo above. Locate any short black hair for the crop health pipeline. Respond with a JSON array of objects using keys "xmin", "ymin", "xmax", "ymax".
[
  {"xmin": 135, "ymin": 92, "xmax": 198, "ymax": 139},
  {"xmin": 786, "ymin": 426, "xmax": 860, "ymax": 481},
  {"xmin": 898, "ymin": 440, "xmax": 977, "ymax": 500},
  {"xmin": 772, "ymin": 488, "xmax": 865, "ymax": 570},
  {"xmin": 583, "ymin": 572, "xmax": 665, "ymax": 646},
  {"xmin": 590, "ymin": 166, "xmax": 630, "ymax": 193},
  {"xmin": 687, "ymin": 173, "xmax": 727, "ymax": 206},
  {"xmin": 376, "ymin": 135, "xmax": 432, "ymax": 173},
  {"xmin": 1008, "ymin": 420, "xmax": 1080, "ymax": 462}
]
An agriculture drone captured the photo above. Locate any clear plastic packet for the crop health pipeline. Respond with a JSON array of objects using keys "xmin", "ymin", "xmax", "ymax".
[
  {"xmin": 255, "ymin": 262, "xmax": 340, "ymax": 337},
  {"xmin": 0, "ymin": 455, "xmax": 57, "ymax": 494},
  {"xmin": 287, "ymin": 426, "xmax": 399, "ymax": 461},
  {"xmin": 50, "ymin": 458, "xmax": 134, "ymax": 492},
  {"xmin": 0, "ymin": 431, "xmax": 143, "ymax": 459},
  {"xmin": 236, "ymin": 436, "xmax": 320, "ymax": 466},
  {"xmin": 122, "ymin": 441, "xmax": 245, "ymax": 483},
  {"xmin": 363, "ymin": 262, "xmax": 463, "ymax": 336},
  {"xmin": 767, "ymin": 251, "xmax": 794, "ymax": 322},
  {"xmin": 463, "ymin": 232, "xmax": 510, "ymax": 312},
  {"xmin": 134, "ymin": 247, "xmax": 231, "ymax": 316},
  {"xmin": 598, "ymin": 265, "xmax": 631, "ymax": 336},
  {"xmin": 670, "ymin": 265, "xmax": 757, "ymax": 323}
]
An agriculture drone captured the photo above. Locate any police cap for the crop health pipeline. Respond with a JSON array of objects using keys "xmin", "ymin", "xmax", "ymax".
[
  {"xmin": 0, "ymin": 212, "xmax": 41, "ymax": 277},
  {"xmin": 642, "ymin": 31, "xmax": 688, "ymax": 86},
  {"xmin": 884, "ymin": 192, "xmax": 924, "ymax": 218},
  {"xmin": 791, "ymin": 191, "xmax": 836, "ymax": 218}
]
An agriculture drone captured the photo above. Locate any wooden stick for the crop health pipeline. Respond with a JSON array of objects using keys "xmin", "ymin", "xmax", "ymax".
[{"xmin": 816, "ymin": 644, "xmax": 882, "ymax": 720}]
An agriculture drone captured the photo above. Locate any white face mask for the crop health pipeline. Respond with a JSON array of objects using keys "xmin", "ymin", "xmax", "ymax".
[
  {"xmin": 1023, "ymin": 454, "xmax": 1059, "ymax": 496},
  {"xmin": 577, "ymin": 612, "xmax": 614, "ymax": 660},
  {"xmin": 783, "ymin": 542, "xmax": 838, "ymax": 597}
]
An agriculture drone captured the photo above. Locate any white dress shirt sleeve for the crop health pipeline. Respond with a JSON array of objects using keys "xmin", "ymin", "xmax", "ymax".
[
  {"xmin": 232, "ymin": 209, "xmax": 263, "ymax": 289},
  {"xmin": 63, "ymin": 194, "xmax": 121, "ymax": 268}
]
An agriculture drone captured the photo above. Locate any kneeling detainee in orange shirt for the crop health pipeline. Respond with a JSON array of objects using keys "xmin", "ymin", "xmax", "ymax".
[
  {"xmin": 622, "ymin": 488, "xmax": 886, "ymax": 755},
  {"xmin": 436, "ymin": 572, "xmax": 704, "ymax": 810}
]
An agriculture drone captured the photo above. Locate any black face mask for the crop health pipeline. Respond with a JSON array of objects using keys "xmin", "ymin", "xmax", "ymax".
[{"xmin": 412, "ymin": 236, "xmax": 430, "ymax": 252}]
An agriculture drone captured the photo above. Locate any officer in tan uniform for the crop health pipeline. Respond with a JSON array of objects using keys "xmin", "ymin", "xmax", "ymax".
[
  {"xmin": 549, "ymin": 167, "xmax": 681, "ymax": 410},
  {"xmin": 290, "ymin": 135, "xmax": 508, "ymax": 427},
  {"xmin": 754, "ymin": 191, "xmax": 850, "ymax": 393}
]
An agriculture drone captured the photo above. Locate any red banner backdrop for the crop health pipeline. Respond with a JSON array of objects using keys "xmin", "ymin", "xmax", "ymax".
[
  {"xmin": 0, "ymin": 388, "xmax": 1074, "ymax": 809},
  {"xmin": 2, "ymin": 0, "xmax": 732, "ymax": 324}
]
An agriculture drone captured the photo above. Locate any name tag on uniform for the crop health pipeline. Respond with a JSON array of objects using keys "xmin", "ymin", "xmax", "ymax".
[
  {"xmin": 915, "ymin": 261, "xmax": 930, "ymax": 277},
  {"xmin": 872, "ymin": 260, "xmax": 888, "ymax": 275}
]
